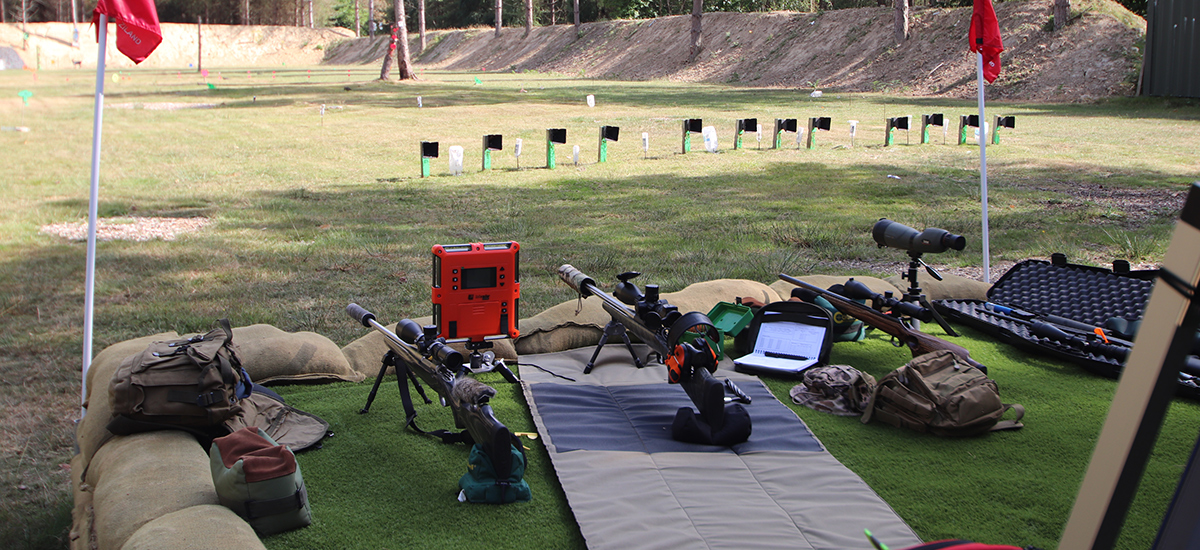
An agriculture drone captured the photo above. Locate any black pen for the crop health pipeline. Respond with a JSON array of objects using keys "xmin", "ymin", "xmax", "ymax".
[{"xmin": 764, "ymin": 351, "xmax": 809, "ymax": 361}]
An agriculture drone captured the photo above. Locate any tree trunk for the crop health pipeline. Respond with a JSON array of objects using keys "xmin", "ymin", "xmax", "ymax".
[
  {"xmin": 550, "ymin": 0, "xmax": 555, "ymax": 26},
  {"xmin": 354, "ymin": 0, "xmax": 360, "ymax": 36},
  {"xmin": 395, "ymin": 0, "xmax": 415, "ymax": 79},
  {"xmin": 573, "ymin": 0, "xmax": 579, "ymax": 31},
  {"xmin": 495, "ymin": 0, "xmax": 502, "ymax": 37},
  {"xmin": 689, "ymin": 0, "xmax": 702, "ymax": 61},
  {"xmin": 893, "ymin": 0, "xmax": 908, "ymax": 44},
  {"xmin": 525, "ymin": 0, "xmax": 533, "ymax": 38},
  {"xmin": 418, "ymin": 0, "xmax": 426, "ymax": 50},
  {"xmin": 1053, "ymin": 0, "xmax": 1069, "ymax": 31},
  {"xmin": 380, "ymin": 23, "xmax": 396, "ymax": 79},
  {"xmin": 368, "ymin": 0, "xmax": 375, "ymax": 37},
  {"xmin": 243, "ymin": 0, "xmax": 250, "ymax": 24}
]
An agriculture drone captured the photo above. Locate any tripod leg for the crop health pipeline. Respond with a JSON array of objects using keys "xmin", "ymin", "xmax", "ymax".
[
  {"xmin": 921, "ymin": 295, "xmax": 960, "ymax": 337},
  {"xmin": 617, "ymin": 329, "xmax": 644, "ymax": 369},
  {"xmin": 360, "ymin": 351, "xmax": 397, "ymax": 414}
]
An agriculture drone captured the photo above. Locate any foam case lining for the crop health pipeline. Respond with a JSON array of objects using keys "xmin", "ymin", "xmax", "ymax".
[{"xmin": 934, "ymin": 255, "xmax": 1200, "ymax": 399}]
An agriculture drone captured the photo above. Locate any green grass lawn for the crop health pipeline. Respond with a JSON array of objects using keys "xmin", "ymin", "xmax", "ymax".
[{"xmin": 1, "ymin": 65, "xmax": 1198, "ymax": 549}]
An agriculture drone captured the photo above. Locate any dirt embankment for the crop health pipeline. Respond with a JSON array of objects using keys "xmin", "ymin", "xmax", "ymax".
[{"xmin": 4, "ymin": 0, "xmax": 1144, "ymax": 102}]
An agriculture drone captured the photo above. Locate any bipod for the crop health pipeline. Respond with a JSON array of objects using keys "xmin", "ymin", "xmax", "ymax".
[
  {"xmin": 586, "ymin": 320, "xmax": 646, "ymax": 373},
  {"xmin": 902, "ymin": 252, "xmax": 960, "ymax": 337},
  {"xmin": 359, "ymin": 350, "xmax": 433, "ymax": 431}
]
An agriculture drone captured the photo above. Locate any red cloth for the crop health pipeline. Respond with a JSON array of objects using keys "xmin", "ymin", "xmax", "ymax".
[
  {"xmin": 92, "ymin": 0, "xmax": 162, "ymax": 64},
  {"xmin": 969, "ymin": 0, "xmax": 1004, "ymax": 83},
  {"xmin": 215, "ymin": 427, "xmax": 298, "ymax": 483}
]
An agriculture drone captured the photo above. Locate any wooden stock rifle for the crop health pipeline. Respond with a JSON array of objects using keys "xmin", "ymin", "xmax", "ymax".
[
  {"xmin": 778, "ymin": 273, "xmax": 988, "ymax": 374},
  {"xmin": 346, "ymin": 303, "xmax": 521, "ymax": 483}
]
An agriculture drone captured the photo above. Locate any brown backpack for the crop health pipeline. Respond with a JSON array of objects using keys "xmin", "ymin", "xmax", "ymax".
[
  {"xmin": 109, "ymin": 319, "xmax": 252, "ymax": 429},
  {"xmin": 862, "ymin": 350, "xmax": 1024, "ymax": 436}
]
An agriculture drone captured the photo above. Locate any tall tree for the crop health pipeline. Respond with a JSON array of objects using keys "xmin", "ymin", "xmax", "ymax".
[
  {"xmin": 524, "ymin": 0, "xmax": 532, "ymax": 38},
  {"xmin": 368, "ymin": 0, "xmax": 374, "ymax": 37},
  {"xmin": 1053, "ymin": 0, "xmax": 1069, "ymax": 30},
  {"xmin": 573, "ymin": 0, "xmax": 578, "ymax": 30},
  {"xmin": 893, "ymin": 0, "xmax": 908, "ymax": 44},
  {"xmin": 418, "ymin": 0, "xmax": 426, "ymax": 50},
  {"xmin": 689, "ymin": 0, "xmax": 701, "ymax": 60},
  {"xmin": 494, "ymin": 0, "xmax": 501, "ymax": 36},
  {"xmin": 380, "ymin": 0, "xmax": 414, "ymax": 80}
]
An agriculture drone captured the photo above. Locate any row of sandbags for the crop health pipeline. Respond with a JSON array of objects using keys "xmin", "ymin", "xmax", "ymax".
[{"xmin": 71, "ymin": 275, "xmax": 988, "ymax": 549}]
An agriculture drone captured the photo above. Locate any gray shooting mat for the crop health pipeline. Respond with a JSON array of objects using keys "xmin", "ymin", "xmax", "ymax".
[{"xmin": 520, "ymin": 344, "xmax": 923, "ymax": 550}]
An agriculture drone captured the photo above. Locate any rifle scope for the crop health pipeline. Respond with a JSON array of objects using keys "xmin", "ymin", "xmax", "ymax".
[
  {"xmin": 872, "ymin": 218, "xmax": 966, "ymax": 254},
  {"xmin": 396, "ymin": 318, "xmax": 464, "ymax": 370}
]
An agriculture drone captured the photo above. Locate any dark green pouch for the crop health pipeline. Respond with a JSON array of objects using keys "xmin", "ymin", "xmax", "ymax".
[{"xmin": 458, "ymin": 443, "xmax": 532, "ymax": 504}]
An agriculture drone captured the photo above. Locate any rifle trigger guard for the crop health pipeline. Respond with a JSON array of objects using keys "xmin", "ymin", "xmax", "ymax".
[{"xmin": 890, "ymin": 335, "xmax": 904, "ymax": 348}]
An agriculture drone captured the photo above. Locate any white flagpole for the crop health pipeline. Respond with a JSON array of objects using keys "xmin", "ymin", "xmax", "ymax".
[
  {"xmin": 82, "ymin": 15, "xmax": 109, "ymax": 417},
  {"xmin": 977, "ymin": 51, "xmax": 990, "ymax": 284}
]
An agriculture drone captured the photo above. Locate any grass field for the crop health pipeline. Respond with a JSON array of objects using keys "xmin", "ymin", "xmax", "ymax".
[{"xmin": 1, "ymin": 65, "xmax": 1198, "ymax": 549}]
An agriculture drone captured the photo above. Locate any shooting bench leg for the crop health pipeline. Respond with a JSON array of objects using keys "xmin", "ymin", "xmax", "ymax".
[{"xmin": 586, "ymin": 321, "xmax": 644, "ymax": 374}]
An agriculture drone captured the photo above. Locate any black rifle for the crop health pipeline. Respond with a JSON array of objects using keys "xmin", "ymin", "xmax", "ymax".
[
  {"xmin": 347, "ymin": 303, "xmax": 521, "ymax": 483},
  {"xmin": 558, "ymin": 265, "xmax": 752, "ymax": 445},
  {"xmin": 780, "ymin": 273, "xmax": 988, "ymax": 374}
]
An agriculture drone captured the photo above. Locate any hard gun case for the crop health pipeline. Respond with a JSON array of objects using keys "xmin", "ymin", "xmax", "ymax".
[{"xmin": 933, "ymin": 255, "xmax": 1200, "ymax": 399}]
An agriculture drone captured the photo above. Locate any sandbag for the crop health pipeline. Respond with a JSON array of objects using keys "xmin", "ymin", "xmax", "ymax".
[
  {"xmin": 234, "ymin": 324, "xmax": 365, "ymax": 384},
  {"xmin": 85, "ymin": 431, "xmax": 219, "ymax": 550},
  {"xmin": 885, "ymin": 271, "xmax": 991, "ymax": 301},
  {"xmin": 69, "ymin": 453, "xmax": 95, "ymax": 550},
  {"xmin": 516, "ymin": 279, "xmax": 780, "ymax": 355},
  {"xmin": 119, "ymin": 505, "xmax": 267, "ymax": 550}
]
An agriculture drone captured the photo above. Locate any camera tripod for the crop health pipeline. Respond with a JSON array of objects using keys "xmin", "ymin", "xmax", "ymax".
[{"xmin": 900, "ymin": 251, "xmax": 959, "ymax": 337}]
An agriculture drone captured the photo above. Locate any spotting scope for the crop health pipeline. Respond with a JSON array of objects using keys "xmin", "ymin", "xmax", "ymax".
[{"xmin": 872, "ymin": 219, "xmax": 966, "ymax": 254}]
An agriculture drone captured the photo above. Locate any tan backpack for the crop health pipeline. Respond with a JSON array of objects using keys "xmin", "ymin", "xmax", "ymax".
[
  {"xmin": 109, "ymin": 319, "xmax": 252, "ymax": 430},
  {"xmin": 862, "ymin": 350, "xmax": 1024, "ymax": 436}
]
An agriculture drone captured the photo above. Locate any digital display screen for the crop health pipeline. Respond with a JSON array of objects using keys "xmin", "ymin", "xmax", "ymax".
[{"xmin": 462, "ymin": 267, "xmax": 497, "ymax": 289}]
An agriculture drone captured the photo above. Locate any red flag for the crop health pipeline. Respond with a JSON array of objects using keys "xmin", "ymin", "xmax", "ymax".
[
  {"xmin": 969, "ymin": 0, "xmax": 1003, "ymax": 83},
  {"xmin": 93, "ymin": 0, "xmax": 162, "ymax": 64}
]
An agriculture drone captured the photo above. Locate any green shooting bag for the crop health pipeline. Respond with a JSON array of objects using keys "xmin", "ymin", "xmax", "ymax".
[
  {"xmin": 210, "ymin": 427, "xmax": 312, "ymax": 535},
  {"xmin": 862, "ymin": 350, "xmax": 1024, "ymax": 437},
  {"xmin": 459, "ymin": 443, "xmax": 532, "ymax": 504},
  {"xmin": 109, "ymin": 319, "xmax": 252, "ymax": 430}
]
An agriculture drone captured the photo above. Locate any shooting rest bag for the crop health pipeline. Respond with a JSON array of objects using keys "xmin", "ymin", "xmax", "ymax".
[
  {"xmin": 210, "ymin": 427, "xmax": 312, "ymax": 536},
  {"xmin": 459, "ymin": 443, "xmax": 532, "ymax": 504},
  {"xmin": 109, "ymin": 319, "xmax": 252, "ymax": 431},
  {"xmin": 862, "ymin": 350, "xmax": 1024, "ymax": 436}
]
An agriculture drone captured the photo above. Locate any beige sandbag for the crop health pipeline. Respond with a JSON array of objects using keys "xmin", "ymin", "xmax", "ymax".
[
  {"xmin": 884, "ymin": 272, "xmax": 991, "ymax": 301},
  {"xmin": 120, "ymin": 505, "xmax": 266, "ymax": 550},
  {"xmin": 341, "ymin": 316, "xmax": 517, "ymax": 378},
  {"xmin": 86, "ymin": 431, "xmax": 219, "ymax": 550},
  {"xmin": 77, "ymin": 372, "xmax": 121, "ymax": 470},
  {"xmin": 769, "ymin": 275, "xmax": 903, "ymax": 303},
  {"xmin": 515, "ymin": 279, "xmax": 781, "ymax": 355},
  {"xmin": 69, "ymin": 453, "xmax": 95, "ymax": 550},
  {"xmin": 233, "ymin": 324, "xmax": 365, "ymax": 384}
]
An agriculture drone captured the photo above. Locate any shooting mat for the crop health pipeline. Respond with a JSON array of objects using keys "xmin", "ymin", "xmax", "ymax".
[{"xmin": 520, "ymin": 344, "xmax": 922, "ymax": 550}]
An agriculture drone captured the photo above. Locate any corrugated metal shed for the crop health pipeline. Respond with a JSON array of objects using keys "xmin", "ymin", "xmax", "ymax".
[{"xmin": 1143, "ymin": 0, "xmax": 1200, "ymax": 98}]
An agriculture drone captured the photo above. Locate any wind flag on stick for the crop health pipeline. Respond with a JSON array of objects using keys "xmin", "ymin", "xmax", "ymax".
[
  {"xmin": 82, "ymin": 0, "xmax": 162, "ymax": 416},
  {"xmin": 92, "ymin": 0, "xmax": 163, "ymax": 64},
  {"xmin": 969, "ymin": 0, "xmax": 1003, "ymax": 283}
]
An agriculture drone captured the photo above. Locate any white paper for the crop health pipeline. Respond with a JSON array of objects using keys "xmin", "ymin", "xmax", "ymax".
[{"xmin": 734, "ymin": 321, "xmax": 824, "ymax": 374}]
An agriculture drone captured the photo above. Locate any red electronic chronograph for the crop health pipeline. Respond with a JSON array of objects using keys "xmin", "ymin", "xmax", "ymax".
[{"xmin": 431, "ymin": 242, "xmax": 520, "ymax": 342}]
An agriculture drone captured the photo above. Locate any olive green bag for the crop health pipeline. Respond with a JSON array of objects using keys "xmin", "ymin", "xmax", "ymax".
[
  {"xmin": 109, "ymin": 319, "xmax": 252, "ymax": 431},
  {"xmin": 862, "ymin": 350, "xmax": 1025, "ymax": 437},
  {"xmin": 210, "ymin": 427, "xmax": 312, "ymax": 535}
]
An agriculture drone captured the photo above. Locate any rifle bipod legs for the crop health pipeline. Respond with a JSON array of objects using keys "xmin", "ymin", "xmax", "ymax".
[
  {"xmin": 586, "ymin": 320, "xmax": 644, "ymax": 373},
  {"xmin": 359, "ymin": 350, "xmax": 432, "ymax": 415}
]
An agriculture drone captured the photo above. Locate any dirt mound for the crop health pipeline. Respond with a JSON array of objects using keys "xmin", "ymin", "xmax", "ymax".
[
  {"xmin": 4, "ymin": 0, "xmax": 1143, "ymax": 101},
  {"xmin": 328, "ymin": 1, "xmax": 1145, "ymax": 102}
]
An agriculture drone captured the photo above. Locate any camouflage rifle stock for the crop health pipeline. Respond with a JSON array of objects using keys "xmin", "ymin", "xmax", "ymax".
[
  {"xmin": 778, "ymin": 273, "xmax": 988, "ymax": 374},
  {"xmin": 347, "ymin": 303, "xmax": 520, "ymax": 482}
]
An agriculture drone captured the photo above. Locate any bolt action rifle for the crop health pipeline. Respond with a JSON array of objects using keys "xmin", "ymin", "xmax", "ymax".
[
  {"xmin": 346, "ymin": 303, "xmax": 523, "ymax": 491},
  {"xmin": 779, "ymin": 273, "xmax": 989, "ymax": 374},
  {"xmin": 558, "ymin": 265, "xmax": 752, "ymax": 446}
]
